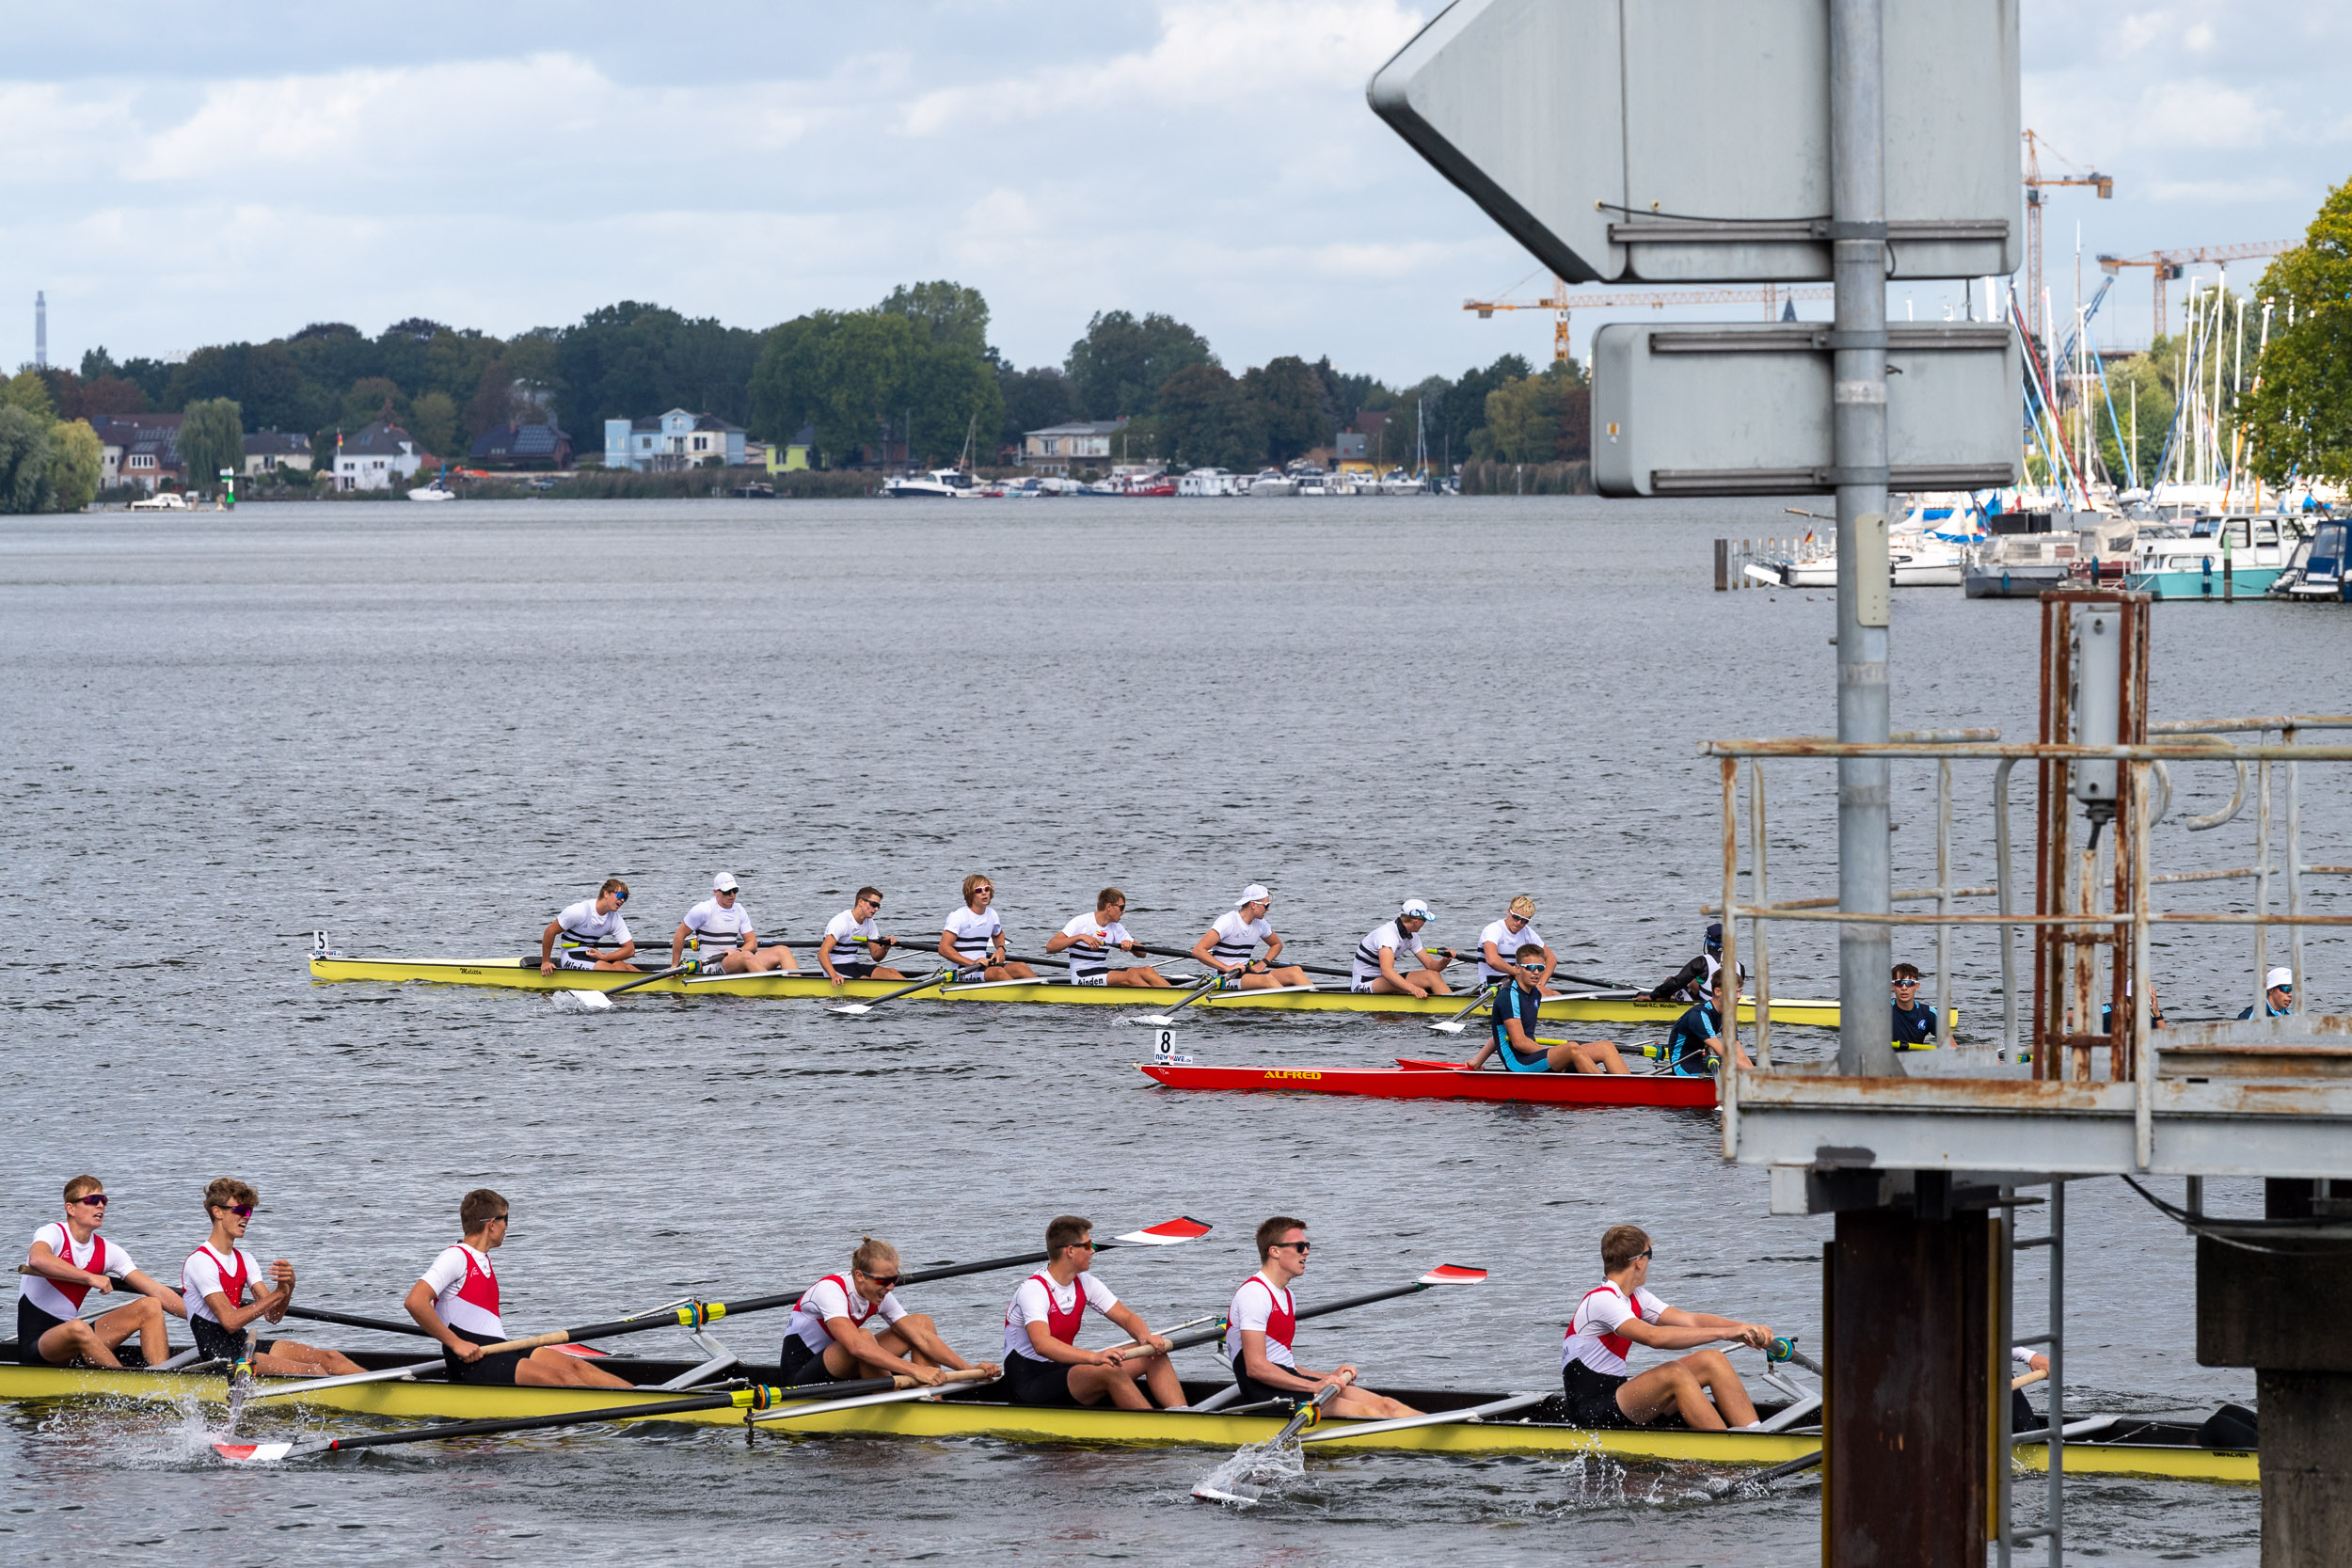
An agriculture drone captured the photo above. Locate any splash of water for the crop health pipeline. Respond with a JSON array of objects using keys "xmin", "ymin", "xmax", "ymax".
[{"xmin": 1192, "ymin": 1437, "xmax": 1304, "ymax": 1506}]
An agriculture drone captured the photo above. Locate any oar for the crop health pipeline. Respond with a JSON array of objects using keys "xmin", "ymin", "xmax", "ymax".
[
  {"xmin": 243, "ymin": 1358, "xmax": 450, "ymax": 1403},
  {"xmin": 1095, "ymin": 1311, "xmax": 1224, "ymax": 1358},
  {"xmin": 278, "ymin": 1303, "xmax": 435, "ymax": 1338},
  {"xmin": 1194, "ymin": 1372, "xmax": 1354, "ymax": 1502},
  {"xmin": 1701, "ymin": 1446, "xmax": 1821, "ymax": 1499},
  {"xmin": 1128, "ymin": 971, "xmax": 1228, "ymax": 1027},
  {"xmin": 1157, "ymin": 1264, "xmax": 1488, "ymax": 1354},
  {"xmin": 827, "ymin": 970, "xmax": 948, "ymax": 1017},
  {"xmin": 215, "ymin": 1378, "xmax": 898, "ymax": 1464},
  {"xmin": 1133, "ymin": 942, "xmax": 1350, "ymax": 982},
  {"xmin": 565, "ymin": 960, "xmax": 695, "ymax": 1011},
  {"xmin": 744, "ymin": 1365, "xmax": 998, "ymax": 1426},
  {"xmin": 1427, "ymin": 980, "xmax": 1502, "ymax": 1036}
]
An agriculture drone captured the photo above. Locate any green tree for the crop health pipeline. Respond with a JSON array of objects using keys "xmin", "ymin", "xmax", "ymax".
[
  {"xmin": 342, "ymin": 377, "xmax": 407, "ymax": 432},
  {"xmin": 878, "ymin": 280, "xmax": 990, "ymax": 358},
  {"xmin": 1243, "ymin": 356, "xmax": 1328, "ymax": 463},
  {"xmin": 2, "ymin": 369, "xmax": 56, "ymax": 420},
  {"xmin": 1476, "ymin": 362, "xmax": 1584, "ymax": 463},
  {"xmin": 2240, "ymin": 179, "xmax": 2352, "ymax": 486},
  {"xmin": 1065, "ymin": 310, "xmax": 1216, "ymax": 420},
  {"xmin": 178, "ymin": 398, "xmax": 246, "ymax": 496},
  {"xmin": 0, "ymin": 404, "xmax": 53, "ymax": 513},
  {"xmin": 48, "ymin": 420, "xmax": 102, "ymax": 512},
  {"xmin": 409, "ymin": 391, "xmax": 459, "ymax": 459},
  {"xmin": 2093, "ymin": 344, "xmax": 2177, "ymax": 489},
  {"xmin": 996, "ymin": 363, "xmax": 1072, "ymax": 451},
  {"xmin": 902, "ymin": 338, "xmax": 1003, "ymax": 466},
  {"xmin": 813, "ymin": 311, "xmax": 916, "ymax": 460},
  {"xmin": 1156, "ymin": 363, "xmax": 1266, "ymax": 469},
  {"xmin": 746, "ymin": 312, "xmax": 835, "ymax": 449}
]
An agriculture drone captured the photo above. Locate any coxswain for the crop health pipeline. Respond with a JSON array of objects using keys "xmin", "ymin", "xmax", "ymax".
[
  {"xmin": 671, "ymin": 872, "xmax": 796, "ymax": 974},
  {"xmin": 402, "ymin": 1188, "xmax": 630, "ymax": 1388},
  {"xmin": 1648, "ymin": 922, "xmax": 1730, "ymax": 1006},
  {"xmin": 1000, "ymin": 1215, "xmax": 1183, "ymax": 1409},
  {"xmin": 776, "ymin": 1237, "xmax": 999, "ymax": 1386},
  {"xmin": 539, "ymin": 878, "xmax": 637, "ymax": 974},
  {"xmin": 2237, "ymin": 967, "xmax": 2296, "ymax": 1020},
  {"xmin": 1226, "ymin": 1217, "xmax": 1418, "ymax": 1419},
  {"xmin": 1889, "ymin": 963, "xmax": 1938, "ymax": 1049},
  {"xmin": 1558, "ymin": 1224, "xmax": 1773, "ymax": 1431},
  {"xmin": 181, "ymin": 1179, "xmax": 359, "ymax": 1375},
  {"xmin": 16, "ymin": 1176, "xmax": 185, "ymax": 1369},
  {"xmin": 1045, "ymin": 888, "xmax": 1169, "ymax": 988},
  {"xmin": 1463, "ymin": 943, "xmax": 1628, "ymax": 1073},
  {"xmin": 1478, "ymin": 896, "xmax": 1556, "ymax": 993},
  {"xmin": 939, "ymin": 875, "xmax": 1037, "ymax": 982},
  {"xmin": 1190, "ymin": 885, "xmax": 1311, "ymax": 990},
  {"xmin": 1663, "ymin": 975, "xmax": 1753, "ymax": 1075},
  {"xmin": 1350, "ymin": 899, "xmax": 1455, "ymax": 997},
  {"xmin": 818, "ymin": 887, "xmax": 908, "ymax": 985}
]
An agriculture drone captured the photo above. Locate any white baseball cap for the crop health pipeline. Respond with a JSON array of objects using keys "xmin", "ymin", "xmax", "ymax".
[
  {"xmin": 713, "ymin": 872, "xmax": 739, "ymax": 894},
  {"xmin": 1399, "ymin": 898, "xmax": 1433, "ymax": 920},
  {"xmin": 2266, "ymin": 966, "xmax": 2295, "ymax": 990},
  {"xmin": 1237, "ymin": 884, "xmax": 1270, "ymax": 906}
]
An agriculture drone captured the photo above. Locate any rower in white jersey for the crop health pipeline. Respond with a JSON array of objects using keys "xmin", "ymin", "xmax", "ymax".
[
  {"xmin": 818, "ymin": 886, "xmax": 908, "ymax": 985},
  {"xmin": 1557, "ymin": 1223, "xmax": 1772, "ymax": 1432},
  {"xmin": 937, "ymin": 874, "xmax": 1038, "ymax": 982},
  {"xmin": 16, "ymin": 1175, "xmax": 184, "ymax": 1369},
  {"xmin": 403, "ymin": 1187, "xmax": 629, "ymax": 1388},
  {"xmin": 539, "ymin": 878, "xmax": 638, "ymax": 974},
  {"xmin": 670, "ymin": 872, "xmax": 796, "ymax": 974},
  {"xmin": 776, "ymin": 1236, "xmax": 999, "ymax": 1387},
  {"xmin": 1478, "ymin": 895, "xmax": 1557, "ymax": 993},
  {"xmin": 1189, "ymin": 884, "xmax": 1311, "ymax": 991},
  {"xmin": 181, "ymin": 1177, "xmax": 358, "ymax": 1376},
  {"xmin": 1044, "ymin": 887, "xmax": 1170, "ymax": 989},
  {"xmin": 999, "ymin": 1214, "xmax": 1182, "ymax": 1409},
  {"xmin": 1226, "ymin": 1216, "xmax": 1417, "ymax": 1418},
  {"xmin": 1351, "ymin": 898, "xmax": 1458, "ymax": 997}
]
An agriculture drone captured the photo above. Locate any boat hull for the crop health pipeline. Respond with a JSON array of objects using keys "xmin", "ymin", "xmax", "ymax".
[
  {"xmin": 1138, "ymin": 1061, "xmax": 1719, "ymax": 1108},
  {"xmin": 309, "ymin": 958, "xmax": 1840, "ymax": 1026},
  {"xmin": 1963, "ymin": 564, "xmax": 2070, "ymax": 598},
  {"xmin": 0, "ymin": 1357, "xmax": 2251, "ymax": 1482},
  {"xmin": 2123, "ymin": 565, "xmax": 2285, "ymax": 599}
]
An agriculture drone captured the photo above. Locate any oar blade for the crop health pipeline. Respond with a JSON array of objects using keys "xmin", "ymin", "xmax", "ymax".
[
  {"xmin": 1191, "ymin": 1479, "xmax": 1263, "ymax": 1504},
  {"xmin": 214, "ymin": 1439, "xmax": 303, "ymax": 1465},
  {"xmin": 1418, "ymin": 1264, "xmax": 1487, "ymax": 1285},
  {"xmin": 1426, "ymin": 1019, "xmax": 1469, "ymax": 1035},
  {"xmin": 562, "ymin": 990, "xmax": 613, "ymax": 1011},
  {"xmin": 826, "ymin": 1003, "xmax": 875, "ymax": 1017},
  {"xmin": 1111, "ymin": 1217, "xmax": 1213, "ymax": 1246}
]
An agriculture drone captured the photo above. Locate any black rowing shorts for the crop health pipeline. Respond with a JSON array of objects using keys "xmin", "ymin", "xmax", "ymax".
[{"xmin": 1561, "ymin": 1359, "xmax": 1632, "ymax": 1429}]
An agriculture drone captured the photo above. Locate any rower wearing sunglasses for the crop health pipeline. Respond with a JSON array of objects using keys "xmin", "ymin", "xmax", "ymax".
[
  {"xmin": 1477, "ymin": 896, "xmax": 1556, "ymax": 994},
  {"xmin": 777, "ymin": 1237, "xmax": 999, "ymax": 1387},
  {"xmin": 939, "ymin": 875, "xmax": 1038, "ymax": 982},
  {"xmin": 1226, "ymin": 1217, "xmax": 1419, "ymax": 1419},
  {"xmin": 539, "ymin": 878, "xmax": 638, "ymax": 974},
  {"xmin": 1350, "ymin": 898, "xmax": 1456, "ymax": 998},
  {"xmin": 999, "ymin": 1215, "xmax": 1182, "ymax": 1408},
  {"xmin": 181, "ymin": 1178, "xmax": 360, "ymax": 1376},
  {"xmin": 16, "ymin": 1175, "xmax": 185, "ymax": 1369},
  {"xmin": 1560, "ymin": 1224, "xmax": 1773, "ymax": 1433},
  {"xmin": 1191, "ymin": 885, "xmax": 1311, "ymax": 991},
  {"xmin": 818, "ymin": 887, "xmax": 908, "ymax": 985},
  {"xmin": 672, "ymin": 872, "xmax": 797, "ymax": 975}
]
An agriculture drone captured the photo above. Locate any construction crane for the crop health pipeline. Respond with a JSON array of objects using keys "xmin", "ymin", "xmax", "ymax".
[
  {"xmin": 1464, "ymin": 281, "xmax": 1835, "ymax": 363},
  {"xmin": 2094, "ymin": 240, "xmax": 2295, "ymax": 340},
  {"xmin": 2022, "ymin": 130, "xmax": 2113, "ymax": 352}
]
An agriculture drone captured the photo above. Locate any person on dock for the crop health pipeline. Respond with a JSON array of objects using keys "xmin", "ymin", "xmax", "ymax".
[
  {"xmin": 182, "ymin": 1179, "xmax": 360, "ymax": 1376},
  {"xmin": 2237, "ymin": 967, "xmax": 2296, "ymax": 1020},
  {"xmin": 1664, "ymin": 976, "xmax": 1754, "ymax": 1075},
  {"xmin": 1889, "ymin": 963, "xmax": 1939, "ymax": 1050},
  {"xmin": 1350, "ymin": 899, "xmax": 1456, "ymax": 998},
  {"xmin": 539, "ymin": 879, "xmax": 637, "ymax": 974},
  {"xmin": 777, "ymin": 1237, "xmax": 999, "ymax": 1387},
  {"xmin": 1045, "ymin": 888, "xmax": 1169, "ymax": 988},
  {"xmin": 1463, "ymin": 943, "xmax": 1627, "ymax": 1074},
  {"xmin": 1647, "ymin": 923, "xmax": 1725, "ymax": 1006},
  {"xmin": 939, "ymin": 875, "xmax": 1037, "ymax": 983},
  {"xmin": 402, "ymin": 1188, "xmax": 632, "ymax": 1388},
  {"xmin": 818, "ymin": 887, "xmax": 907, "ymax": 986},
  {"xmin": 671, "ymin": 872, "xmax": 797, "ymax": 975},
  {"xmin": 2101, "ymin": 981, "xmax": 2166, "ymax": 1035},
  {"xmin": 1000, "ymin": 1215, "xmax": 1183, "ymax": 1409},
  {"xmin": 1559, "ymin": 1224, "xmax": 1773, "ymax": 1432},
  {"xmin": 1192, "ymin": 885, "xmax": 1311, "ymax": 991},
  {"xmin": 1226, "ymin": 1217, "xmax": 1420, "ymax": 1419},
  {"xmin": 16, "ymin": 1175, "xmax": 186, "ymax": 1369},
  {"xmin": 1478, "ymin": 896, "xmax": 1556, "ymax": 994}
]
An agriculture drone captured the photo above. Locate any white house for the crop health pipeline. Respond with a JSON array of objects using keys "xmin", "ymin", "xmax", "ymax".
[
  {"xmin": 603, "ymin": 409, "xmax": 747, "ymax": 471},
  {"xmin": 335, "ymin": 421, "xmax": 425, "ymax": 491}
]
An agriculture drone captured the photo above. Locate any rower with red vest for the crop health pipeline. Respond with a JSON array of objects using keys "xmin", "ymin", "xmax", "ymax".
[
  {"xmin": 1558, "ymin": 1224, "xmax": 1772, "ymax": 1431},
  {"xmin": 1000, "ymin": 1214, "xmax": 1183, "ymax": 1409},
  {"xmin": 402, "ymin": 1188, "xmax": 631, "ymax": 1387},
  {"xmin": 16, "ymin": 1174, "xmax": 185, "ymax": 1368},
  {"xmin": 1226, "ymin": 1216, "xmax": 1419, "ymax": 1419},
  {"xmin": 182, "ymin": 1178, "xmax": 360, "ymax": 1376},
  {"xmin": 777, "ymin": 1237, "xmax": 999, "ymax": 1387}
]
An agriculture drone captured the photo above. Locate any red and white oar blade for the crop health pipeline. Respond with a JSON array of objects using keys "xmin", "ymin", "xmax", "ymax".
[
  {"xmin": 213, "ymin": 1440, "xmax": 296, "ymax": 1465},
  {"xmin": 1419, "ymin": 1264, "xmax": 1488, "ymax": 1285},
  {"xmin": 549, "ymin": 1342, "xmax": 609, "ymax": 1358},
  {"xmin": 1113, "ymin": 1216, "xmax": 1213, "ymax": 1246}
]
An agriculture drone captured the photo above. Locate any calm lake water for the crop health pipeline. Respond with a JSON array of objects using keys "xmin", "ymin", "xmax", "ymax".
[{"xmin": 6, "ymin": 496, "xmax": 2340, "ymax": 1565}]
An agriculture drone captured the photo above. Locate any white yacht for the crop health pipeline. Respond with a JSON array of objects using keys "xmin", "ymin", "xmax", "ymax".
[
  {"xmin": 406, "ymin": 481, "xmax": 456, "ymax": 502},
  {"xmin": 1246, "ymin": 469, "xmax": 1296, "ymax": 497},
  {"xmin": 881, "ymin": 467, "xmax": 980, "ymax": 499}
]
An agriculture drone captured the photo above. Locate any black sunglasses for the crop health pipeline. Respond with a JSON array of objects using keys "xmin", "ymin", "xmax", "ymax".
[
  {"xmin": 1269, "ymin": 1241, "xmax": 1311, "ymax": 1254},
  {"xmin": 70, "ymin": 1194, "xmax": 108, "ymax": 1209}
]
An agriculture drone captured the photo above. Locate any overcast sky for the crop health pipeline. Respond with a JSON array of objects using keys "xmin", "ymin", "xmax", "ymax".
[{"xmin": 4, "ymin": 1, "xmax": 2344, "ymax": 384}]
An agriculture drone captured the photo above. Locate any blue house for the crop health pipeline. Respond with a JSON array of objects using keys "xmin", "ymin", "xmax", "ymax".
[{"xmin": 602, "ymin": 409, "xmax": 747, "ymax": 471}]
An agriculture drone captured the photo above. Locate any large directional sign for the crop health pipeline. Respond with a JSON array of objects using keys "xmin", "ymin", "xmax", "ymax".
[
  {"xmin": 1589, "ymin": 323, "xmax": 2018, "ymax": 496},
  {"xmin": 1369, "ymin": 0, "xmax": 2019, "ymax": 283}
]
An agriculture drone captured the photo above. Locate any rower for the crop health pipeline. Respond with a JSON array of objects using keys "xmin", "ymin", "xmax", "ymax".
[
  {"xmin": 1478, "ymin": 896, "xmax": 1555, "ymax": 993},
  {"xmin": 1663, "ymin": 975, "xmax": 1754, "ymax": 1075},
  {"xmin": 182, "ymin": 1179, "xmax": 360, "ymax": 1376},
  {"xmin": 539, "ymin": 878, "xmax": 637, "ymax": 974},
  {"xmin": 777, "ymin": 1237, "xmax": 999, "ymax": 1387},
  {"xmin": 1558, "ymin": 1224, "xmax": 1773, "ymax": 1432},
  {"xmin": 1648, "ymin": 922, "xmax": 1727, "ymax": 1006},
  {"xmin": 2237, "ymin": 966, "xmax": 2296, "ymax": 1020},
  {"xmin": 1889, "ymin": 962, "xmax": 1938, "ymax": 1050},
  {"xmin": 1226, "ymin": 1217, "xmax": 1418, "ymax": 1419},
  {"xmin": 1045, "ymin": 888, "xmax": 1169, "ymax": 989},
  {"xmin": 16, "ymin": 1176, "xmax": 185, "ymax": 1369},
  {"xmin": 939, "ymin": 875, "xmax": 1037, "ymax": 982},
  {"xmin": 1350, "ymin": 899, "xmax": 1455, "ymax": 998},
  {"xmin": 1463, "ymin": 943, "xmax": 1628, "ymax": 1074},
  {"xmin": 671, "ymin": 872, "xmax": 796, "ymax": 975},
  {"xmin": 818, "ymin": 887, "xmax": 907, "ymax": 986},
  {"xmin": 1000, "ymin": 1214, "xmax": 1183, "ymax": 1410},
  {"xmin": 1190, "ymin": 885, "xmax": 1310, "ymax": 991},
  {"xmin": 402, "ymin": 1188, "xmax": 631, "ymax": 1388}
]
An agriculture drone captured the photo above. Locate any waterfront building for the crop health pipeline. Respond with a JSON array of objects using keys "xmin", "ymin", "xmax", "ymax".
[
  {"xmin": 1023, "ymin": 419, "xmax": 1126, "ymax": 475},
  {"xmin": 603, "ymin": 409, "xmax": 747, "ymax": 471},
  {"xmin": 335, "ymin": 421, "xmax": 426, "ymax": 492}
]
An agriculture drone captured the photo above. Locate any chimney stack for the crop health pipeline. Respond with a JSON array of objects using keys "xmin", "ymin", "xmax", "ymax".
[{"xmin": 35, "ymin": 291, "xmax": 46, "ymax": 370}]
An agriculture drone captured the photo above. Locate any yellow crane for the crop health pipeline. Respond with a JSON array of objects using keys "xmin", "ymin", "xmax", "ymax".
[
  {"xmin": 1464, "ymin": 281, "xmax": 1835, "ymax": 363},
  {"xmin": 2022, "ymin": 130, "xmax": 2113, "ymax": 349},
  {"xmin": 2095, "ymin": 241, "xmax": 2295, "ymax": 340}
]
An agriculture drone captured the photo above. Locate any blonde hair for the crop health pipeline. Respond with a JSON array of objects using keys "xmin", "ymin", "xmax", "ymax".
[
  {"xmin": 853, "ymin": 1236, "xmax": 900, "ymax": 1275},
  {"xmin": 961, "ymin": 874, "xmax": 994, "ymax": 903}
]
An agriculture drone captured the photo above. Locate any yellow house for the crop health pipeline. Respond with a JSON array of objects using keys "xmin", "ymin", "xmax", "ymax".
[{"xmin": 767, "ymin": 423, "xmax": 815, "ymax": 474}]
